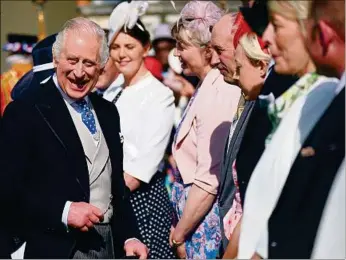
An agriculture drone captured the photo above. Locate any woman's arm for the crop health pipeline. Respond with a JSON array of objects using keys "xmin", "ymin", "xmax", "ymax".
[
  {"xmin": 124, "ymin": 172, "xmax": 141, "ymax": 192},
  {"xmin": 172, "ymin": 184, "xmax": 216, "ymax": 242}
]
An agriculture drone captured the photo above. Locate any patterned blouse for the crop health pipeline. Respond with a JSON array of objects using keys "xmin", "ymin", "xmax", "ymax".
[{"xmin": 261, "ymin": 72, "xmax": 319, "ymax": 145}]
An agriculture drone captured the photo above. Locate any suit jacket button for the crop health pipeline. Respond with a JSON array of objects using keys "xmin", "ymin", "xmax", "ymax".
[{"xmin": 271, "ymin": 241, "xmax": 277, "ymax": 247}]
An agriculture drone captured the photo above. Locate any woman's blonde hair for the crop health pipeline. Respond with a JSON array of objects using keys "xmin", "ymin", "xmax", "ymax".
[
  {"xmin": 268, "ymin": 0, "xmax": 312, "ymax": 34},
  {"xmin": 171, "ymin": 1, "xmax": 223, "ymax": 47},
  {"xmin": 239, "ymin": 33, "xmax": 271, "ymax": 65}
]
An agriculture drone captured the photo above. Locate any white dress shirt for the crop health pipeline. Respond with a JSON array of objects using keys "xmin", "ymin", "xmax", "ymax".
[
  {"xmin": 238, "ymin": 75, "xmax": 339, "ymax": 259},
  {"xmin": 115, "ymin": 73, "xmax": 174, "ymax": 183}
]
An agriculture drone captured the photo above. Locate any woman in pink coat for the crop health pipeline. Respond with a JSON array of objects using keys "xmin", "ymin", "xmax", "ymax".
[{"xmin": 169, "ymin": 1, "xmax": 241, "ymax": 259}]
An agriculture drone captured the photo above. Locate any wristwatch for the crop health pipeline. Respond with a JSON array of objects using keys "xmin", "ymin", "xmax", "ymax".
[{"xmin": 172, "ymin": 239, "xmax": 184, "ymax": 249}]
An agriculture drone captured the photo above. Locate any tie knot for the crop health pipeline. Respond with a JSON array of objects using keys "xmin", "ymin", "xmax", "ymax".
[
  {"xmin": 73, "ymin": 99, "xmax": 97, "ymax": 135},
  {"xmin": 73, "ymin": 99, "xmax": 89, "ymax": 113}
]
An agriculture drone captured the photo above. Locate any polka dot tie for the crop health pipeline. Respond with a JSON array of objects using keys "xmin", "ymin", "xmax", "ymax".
[{"xmin": 73, "ymin": 99, "xmax": 97, "ymax": 135}]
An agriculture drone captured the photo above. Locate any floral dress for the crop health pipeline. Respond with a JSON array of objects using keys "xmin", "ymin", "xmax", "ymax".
[
  {"xmin": 171, "ymin": 171, "xmax": 221, "ymax": 259},
  {"xmin": 223, "ymin": 160, "xmax": 242, "ymax": 239}
]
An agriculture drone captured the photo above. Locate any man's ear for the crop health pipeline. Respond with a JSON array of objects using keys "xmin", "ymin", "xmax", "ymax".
[
  {"xmin": 53, "ymin": 55, "xmax": 58, "ymax": 68},
  {"xmin": 318, "ymin": 20, "xmax": 335, "ymax": 56},
  {"xmin": 99, "ymin": 66, "xmax": 105, "ymax": 76},
  {"xmin": 205, "ymin": 46, "xmax": 213, "ymax": 60}
]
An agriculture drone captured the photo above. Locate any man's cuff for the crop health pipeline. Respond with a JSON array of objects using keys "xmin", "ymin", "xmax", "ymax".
[
  {"xmin": 125, "ymin": 237, "xmax": 141, "ymax": 246},
  {"xmin": 62, "ymin": 201, "xmax": 72, "ymax": 231}
]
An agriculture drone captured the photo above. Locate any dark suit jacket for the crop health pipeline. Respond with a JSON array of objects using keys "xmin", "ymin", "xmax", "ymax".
[
  {"xmin": 0, "ymin": 78, "xmax": 139, "ymax": 258},
  {"xmin": 217, "ymin": 69, "xmax": 298, "ymax": 252},
  {"xmin": 268, "ymin": 88, "xmax": 345, "ymax": 259},
  {"xmin": 236, "ymin": 71, "xmax": 299, "ymax": 206},
  {"xmin": 218, "ymin": 100, "xmax": 255, "ymax": 251}
]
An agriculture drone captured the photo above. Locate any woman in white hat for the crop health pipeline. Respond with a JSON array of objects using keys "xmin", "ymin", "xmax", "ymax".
[{"xmin": 108, "ymin": 1, "xmax": 175, "ymax": 258}]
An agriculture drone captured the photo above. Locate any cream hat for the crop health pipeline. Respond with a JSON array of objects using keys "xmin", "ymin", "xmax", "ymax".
[{"xmin": 108, "ymin": 1, "xmax": 149, "ymax": 46}]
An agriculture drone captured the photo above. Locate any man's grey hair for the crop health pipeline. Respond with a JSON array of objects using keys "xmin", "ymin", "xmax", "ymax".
[{"xmin": 52, "ymin": 17, "xmax": 109, "ymax": 67}]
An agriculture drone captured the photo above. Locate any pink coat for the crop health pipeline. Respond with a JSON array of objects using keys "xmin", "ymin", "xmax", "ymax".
[{"xmin": 172, "ymin": 68, "xmax": 241, "ymax": 194}]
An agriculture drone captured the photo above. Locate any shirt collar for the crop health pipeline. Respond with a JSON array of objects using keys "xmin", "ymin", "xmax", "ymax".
[
  {"xmin": 264, "ymin": 59, "xmax": 275, "ymax": 81},
  {"xmin": 268, "ymin": 59, "xmax": 275, "ymax": 68},
  {"xmin": 335, "ymin": 71, "xmax": 345, "ymax": 94},
  {"xmin": 52, "ymin": 73, "xmax": 89, "ymax": 105}
]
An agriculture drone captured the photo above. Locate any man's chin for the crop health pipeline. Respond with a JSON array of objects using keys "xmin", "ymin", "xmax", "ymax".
[
  {"xmin": 223, "ymin": 76, "xmax": 238, "ymax": 85},
  {"xmin": 65, "ymin": 87, "xmax": 90, "ymax": 100}
]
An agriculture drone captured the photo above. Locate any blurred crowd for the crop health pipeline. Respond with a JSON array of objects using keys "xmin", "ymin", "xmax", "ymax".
[{"xmin": 0, "ymin": 0, "xmax": 344, "ymax": 259}]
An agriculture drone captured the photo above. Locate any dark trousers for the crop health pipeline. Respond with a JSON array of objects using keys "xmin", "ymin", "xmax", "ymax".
[{"xmin": 72, "ymin": 224, "xmax": 114, "ymax": 259}]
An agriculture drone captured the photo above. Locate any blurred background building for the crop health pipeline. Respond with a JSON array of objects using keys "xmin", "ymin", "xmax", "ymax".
[{"xmin": 1, "ymin": 0, "xmax": 241, "ymax": 73}]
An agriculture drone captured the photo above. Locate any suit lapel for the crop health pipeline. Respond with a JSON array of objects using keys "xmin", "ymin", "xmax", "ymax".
[
  {"xmin": 225, "ymin": 101, "xmax": 253, "ymax": 168},
  {"xmin": 89, "ymin": 131, "xmax": 110, "ymax": 184},
  {"xmin": 67, "ymin": 104, "xmax": 96, "ymax": 166},
  {"xmin": 89, "ymin": 94, "xmax": 126, "ymax": 204},
  {"xmin": 35, "ymin": 78, "xmax": 90, "ymax": 198},
  {"xmin": 89, "ymin": 94, "xmax": 120, "ymax": 170},
  {"xmin": 220, "ymin": 101, "xmax": 255, "ymax": 193},
  {"xmin": 219, "ymin": 133, "xmax": 231, "ymax": 198}
]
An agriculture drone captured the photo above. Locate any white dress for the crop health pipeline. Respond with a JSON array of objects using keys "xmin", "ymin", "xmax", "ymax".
[{"xmin": 114, "ymin": 73, "xmax": 176, "ymax": 258}]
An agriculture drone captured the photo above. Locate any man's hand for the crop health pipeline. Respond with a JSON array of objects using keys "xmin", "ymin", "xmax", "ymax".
[
  {"xmin": 67, "ymin": 202, "xmax": 104, "ymax": 232},
  {"xmin": 124, "ymin": 239, "xmax": 148, "ymax": 259}
]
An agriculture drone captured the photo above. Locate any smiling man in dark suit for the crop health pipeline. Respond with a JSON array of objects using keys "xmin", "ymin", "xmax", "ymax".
[{"xmin": 0, "ymin": 17, "xmax": 148, "ymax": 259}]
